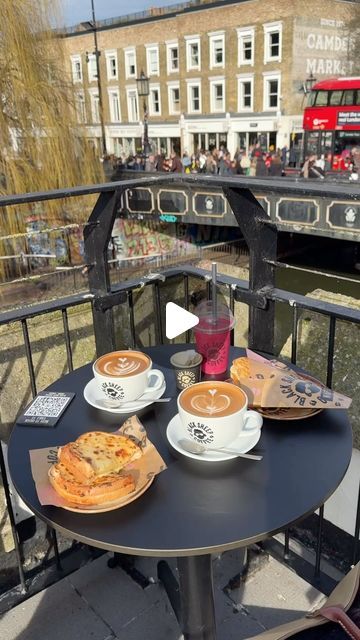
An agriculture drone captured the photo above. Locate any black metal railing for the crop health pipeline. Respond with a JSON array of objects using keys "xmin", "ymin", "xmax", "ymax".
[{"xmin": 0, "ymin": 173, "xmax": 359, "ymax": 608}]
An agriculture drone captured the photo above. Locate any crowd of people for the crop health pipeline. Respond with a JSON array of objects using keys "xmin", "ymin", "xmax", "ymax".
[
  {"xmin": 106, "ymin": 142, "xmax": 360, "ymax": 181},
  {"xmin": 108, "ymin": 143, "xmax": 293, "ymax": 179}
]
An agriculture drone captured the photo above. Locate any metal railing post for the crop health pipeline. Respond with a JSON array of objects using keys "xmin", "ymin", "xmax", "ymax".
[
  {"xmin": 84, "ymin": 189, "xmax": 120, "ymax": 356},
  {"xmin": 223, "ymin": 186, "xmax": 277, "ymax": 354}
]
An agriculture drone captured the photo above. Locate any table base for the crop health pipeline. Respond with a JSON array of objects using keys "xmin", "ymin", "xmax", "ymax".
[{"xmin": 158, "ymin": 555, "xmax": 216, "ymax": 640}]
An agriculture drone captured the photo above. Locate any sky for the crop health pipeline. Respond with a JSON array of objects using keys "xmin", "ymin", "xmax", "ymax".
[{"xmin": 61, "ymin": 0, "xmax": 184, "ymax": 26}]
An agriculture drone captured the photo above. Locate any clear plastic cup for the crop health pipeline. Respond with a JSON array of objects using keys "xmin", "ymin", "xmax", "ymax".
[{"xmin": 193, "ymin": 301, "xmax": 235, "ymax": 375}]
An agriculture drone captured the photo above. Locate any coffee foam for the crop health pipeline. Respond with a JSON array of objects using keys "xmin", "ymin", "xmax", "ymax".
[
  {"xmin": 103, "ymin": 357, "xmax": 141, "ymax": 376},
  {"xmin": 191, "ymin": 389, "xmax": 230, "ymax": 415},
  {"xmin": 95, "ymin": 351, "xmax": 150, "ymax": 377},
  {"xmin": 180, "ymin": 382, "xmax": 245, "ymax": 418}
]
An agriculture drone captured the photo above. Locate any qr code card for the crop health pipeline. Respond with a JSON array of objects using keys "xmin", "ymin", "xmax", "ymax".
[{"xmin": 17, "ymin": 392, "xmax": 75, "ymax": 427}]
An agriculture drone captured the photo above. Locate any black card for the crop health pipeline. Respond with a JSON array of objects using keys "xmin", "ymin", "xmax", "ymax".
[{"xmin": 17, "ymin": 392, "xmax": 75, "ymax": 427}]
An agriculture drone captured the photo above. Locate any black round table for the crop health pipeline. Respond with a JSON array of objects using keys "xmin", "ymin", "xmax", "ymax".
[{"xmin": 8, "ymin": 345, "xmax": 352, "ymax": 640}]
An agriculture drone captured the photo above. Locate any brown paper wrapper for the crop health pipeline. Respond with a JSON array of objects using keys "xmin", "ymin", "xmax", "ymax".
[
  {"xmin": 29, "ymin": 415, "xmax": 167, "ymax": 510},
  {"xmin": 230, "ymin": 350, "xmax": 352, "ymax": 410}
]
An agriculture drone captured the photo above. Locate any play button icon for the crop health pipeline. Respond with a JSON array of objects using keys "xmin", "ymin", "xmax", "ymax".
[{"xmin": 165, "ymin": 302, "xmax": 199, "ymax": 340}]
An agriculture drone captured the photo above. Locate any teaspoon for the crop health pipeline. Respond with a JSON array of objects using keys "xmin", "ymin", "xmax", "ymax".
[{"xmin": 178, "ymin": 438, "xmax": 262, "ymax": 460}]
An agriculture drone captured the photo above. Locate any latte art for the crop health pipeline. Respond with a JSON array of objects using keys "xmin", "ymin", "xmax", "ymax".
[
  {"xmin": 103, "ymin": 358, "xmax": 141, "ymax": 376},
  {"xmin": 191, "ymin": 389, "xmax": 231, "ymax": 415},
  {"xmin": 180, "ymin": 381, "xmax": 246, "ymax": 418},
  {"xmin": 95, "ymin": 351, "xmax": 150, "ymax": 378}
]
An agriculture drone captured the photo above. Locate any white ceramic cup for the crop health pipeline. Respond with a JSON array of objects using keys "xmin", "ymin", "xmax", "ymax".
[
  {"xmin": 93, "ymin": 350, "xmax": 164, "ymax": 406},
  {"xmin": 177, "ymin": 381, "xmax": 262, "ymax": 450}
]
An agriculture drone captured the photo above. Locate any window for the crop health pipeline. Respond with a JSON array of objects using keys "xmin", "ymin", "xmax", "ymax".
[
  {"xmin": 87, "ymin": 54, "xmax": 98, "ymax": 82},
  {"xmin": 187, "ymin": 80, "xmax": 201, "ymax": 113},
  {"xmin": 168, "ymin": 82, "xmax": 180, "ymax": 114},
  {"xmin": 75, "ymin": 92, "xmax": 86, "ymax": 123},
  {"xmin": 237, "ymin": 27, "xmax": 255, "ymax": 66},
  {"xmin": 124, "ymin": 48, "xmax": 136, "ymax": 78},
  {"xmin": 263, "ymin": 72, "xmax": 281, "ymax": 110},
  {"xmin": 343, "ymin": 90, "xmax": 355, "ymax": 105},
  {"xmin": 105, "ymin": 50, "xmax": 118, "ymax": 80},
  {"xmin": 127, "ymin": 88, "xmax": 139, "ymax": 122},
  {"xmin": 166, "ymin": 41, "xmax": 179, "ymax": 73},
  {"xmin": 329, "ymin": 90, "xmax": 342, "ymax": 106},
  {"xmin": 71, "ymin": 55, "xmax": 82, "ymax": 83},
  {"xmin": 209, "ymin": 32, "xmax": 225, "ymax": 69},
  {"xmin": 263, "ymin": 22, "xmax": 282, "ymax": 63},
  {"xmin": 238, "ymin": 75, "xmax": 254, "ymax": 111},
  {"xmin": 314, "ymin": 90, "xmax": 328, "ymax": 106},
  {"xmin": 185, "ymin": 36, "xmax": 201, "ymax": 71},
  {"xmin": 149, "ymin": 86, "xmax": 161, "ymax": 115},
  {"xmin": 88, "ymin": 90, "xmax": 100, "ymax": 122},
  {"xmin": 108, "ymin": 89, "xmax": 121, "ymax": 122},
  {"xmin": 210, "ymin": 78, "xmax": 225, "ymax": 112},
  {"xmin": 146, "ymin": 45, "xmax": 159, "ymax": 76}
]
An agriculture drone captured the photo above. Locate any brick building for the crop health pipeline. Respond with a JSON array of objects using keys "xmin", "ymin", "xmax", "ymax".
[{"xmin": 62, "ymin": 0, "xmax": 357, "ymax": 159}]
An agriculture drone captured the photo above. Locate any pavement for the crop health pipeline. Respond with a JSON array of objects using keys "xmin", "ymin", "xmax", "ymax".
[{"xmin": 0, "ymin": 550, "xmax": 325, "ymax": 640}]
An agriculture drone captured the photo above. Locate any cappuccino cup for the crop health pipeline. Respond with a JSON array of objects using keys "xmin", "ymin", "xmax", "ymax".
[
  {"xmin": 177, "ymin": 381, "xmax": 262, "ymax": 450},
  {"xmin": 93, "ymin": 350, "xmax": 164, "ymax": 406}
]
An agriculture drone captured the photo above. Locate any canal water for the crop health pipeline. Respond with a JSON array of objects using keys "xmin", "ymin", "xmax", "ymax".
[{"xmin": 275, "ymin": 248, "xmax": 360, "ymax": 352}]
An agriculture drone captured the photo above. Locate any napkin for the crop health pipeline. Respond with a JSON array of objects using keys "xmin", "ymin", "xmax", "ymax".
[
  {"xmin": 230, "ymin": 350, "xmax": 352, "ymax": 410},
  {"xmin": 30, "ymin": 415, "xmax": 167, "ymax": 508}
]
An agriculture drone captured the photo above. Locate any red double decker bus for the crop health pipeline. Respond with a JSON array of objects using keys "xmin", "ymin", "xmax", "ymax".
[{"xmin": 303, "ymin": 77, "xmax": 360, "ymax": 171}]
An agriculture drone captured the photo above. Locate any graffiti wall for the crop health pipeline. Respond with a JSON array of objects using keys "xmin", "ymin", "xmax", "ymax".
[
  {"xmin": 110, "ymin": 218, "xmax": 241, "ymax": 264},
  {"xmin": 111, "ymin": 219, "xmax": 190, "ymax": 263}
]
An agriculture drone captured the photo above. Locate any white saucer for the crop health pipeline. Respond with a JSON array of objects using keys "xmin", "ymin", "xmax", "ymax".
[
  {"xmin": 83, "ymin": 378, "xmax": 166, "ymax": 413},
  {"xmin": 166, "ymin": 414, "xmax": 262, "ymax": 462}
]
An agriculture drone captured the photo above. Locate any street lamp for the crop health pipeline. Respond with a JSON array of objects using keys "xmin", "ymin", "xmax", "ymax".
[
  {"xmin": 136, "ymin": 70, "xmax": 151, "ymax": 157},
  {"xmin": 304, "ymin": 72, "xmax": 317, "ymax": 94},
  {"xmin": 85, "ymin": 0, "xmax": 107, "ymax": 156}
]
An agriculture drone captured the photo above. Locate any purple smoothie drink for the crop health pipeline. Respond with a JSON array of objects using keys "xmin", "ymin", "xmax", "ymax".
[{"xmin": 194, "ymin": 301, "xmax": 235, "ymax": 375}]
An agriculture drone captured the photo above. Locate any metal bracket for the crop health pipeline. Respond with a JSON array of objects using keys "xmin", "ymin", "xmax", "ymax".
[
  {"xmin": 233, "ymin": 286, "xmax": 269, "ymax": 309},
  {"xmin": 93, "ymin": 291, "xmax": 127, "ymax": 312}
]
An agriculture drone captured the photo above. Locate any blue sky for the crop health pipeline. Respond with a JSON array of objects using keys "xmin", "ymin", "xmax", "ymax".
[{"xmin": 61, "ymin": 0, "xmax": 183, "ymax": 26}]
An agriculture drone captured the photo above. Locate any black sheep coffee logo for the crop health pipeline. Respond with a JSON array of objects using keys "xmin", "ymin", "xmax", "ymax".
[
  {"xmin": 202, "ymin": 340, "xmax": 225, "ymax": 366},
  {"xmin": 279, "ymin": 375, "xmax": 342, "ymax": 407},
  {"xmin": 187, "ymin": 421, "xmax": 214, "ymax": 444},
  {"xmin": 177, "ymin": 369, "xmax": 196, "ymax": 387},
  {"xmin": 102, "ymin": 381, "xmax": 125, "ymax": 401}
]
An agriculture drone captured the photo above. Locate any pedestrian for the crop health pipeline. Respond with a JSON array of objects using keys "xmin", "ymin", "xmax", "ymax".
[
  {"xmin": 205, "ymin": 151, "xmax": 217, "ymax": 174},
  {"xmin": 268, "ymin": 152, "xmax": 282, "ymax": 176},
  {"xmin": 255, "ymin": 154, "xmax": 267, "ymax": 177},
  {"xmin": 289, "ymin": 146, "xmax": 297, "ymax": 167},
  {"xmin": 249, "ymin": 156, "xmax": 257, "ymax": 176},
  {"xmin": 240, "ymin": 151, "xmax": 251, "ymax": 175},
  {"xmin": 218, "ymin": 151, "xmax": 233, "ymax": 175},
  {"xmin": 182, "ymin": 152, "xmax": 191, "ymax": 172},
  {"xmin": 145, "ymin": 154, "xmax": 157, "ymax": 171},
  {"xmin": 351, "ymin": 147, "xmax": 360, "ymax": 174},
  {"xmin": 281, "ymin": 145, "xmax": 288, "ymax": 170},
  {"xmin": 198, "ymin": 149, "xmax": 207, "ymax": 172},
  {"xmin": 300, "ymin": 155, "xmax": 325, "ymax": 179},
  {"xmin": 133, "ymin": 155, "xmax": 144, "ymax": 171},
  {"xmin": 169, "ymin": 150, "xmax": 183, "ymax": 173}
]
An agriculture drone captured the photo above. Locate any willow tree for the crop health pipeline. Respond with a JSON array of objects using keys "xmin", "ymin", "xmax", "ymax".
[{"xmin": 0, "ymin": 0, "xmax": 103, "ymax": 276}]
